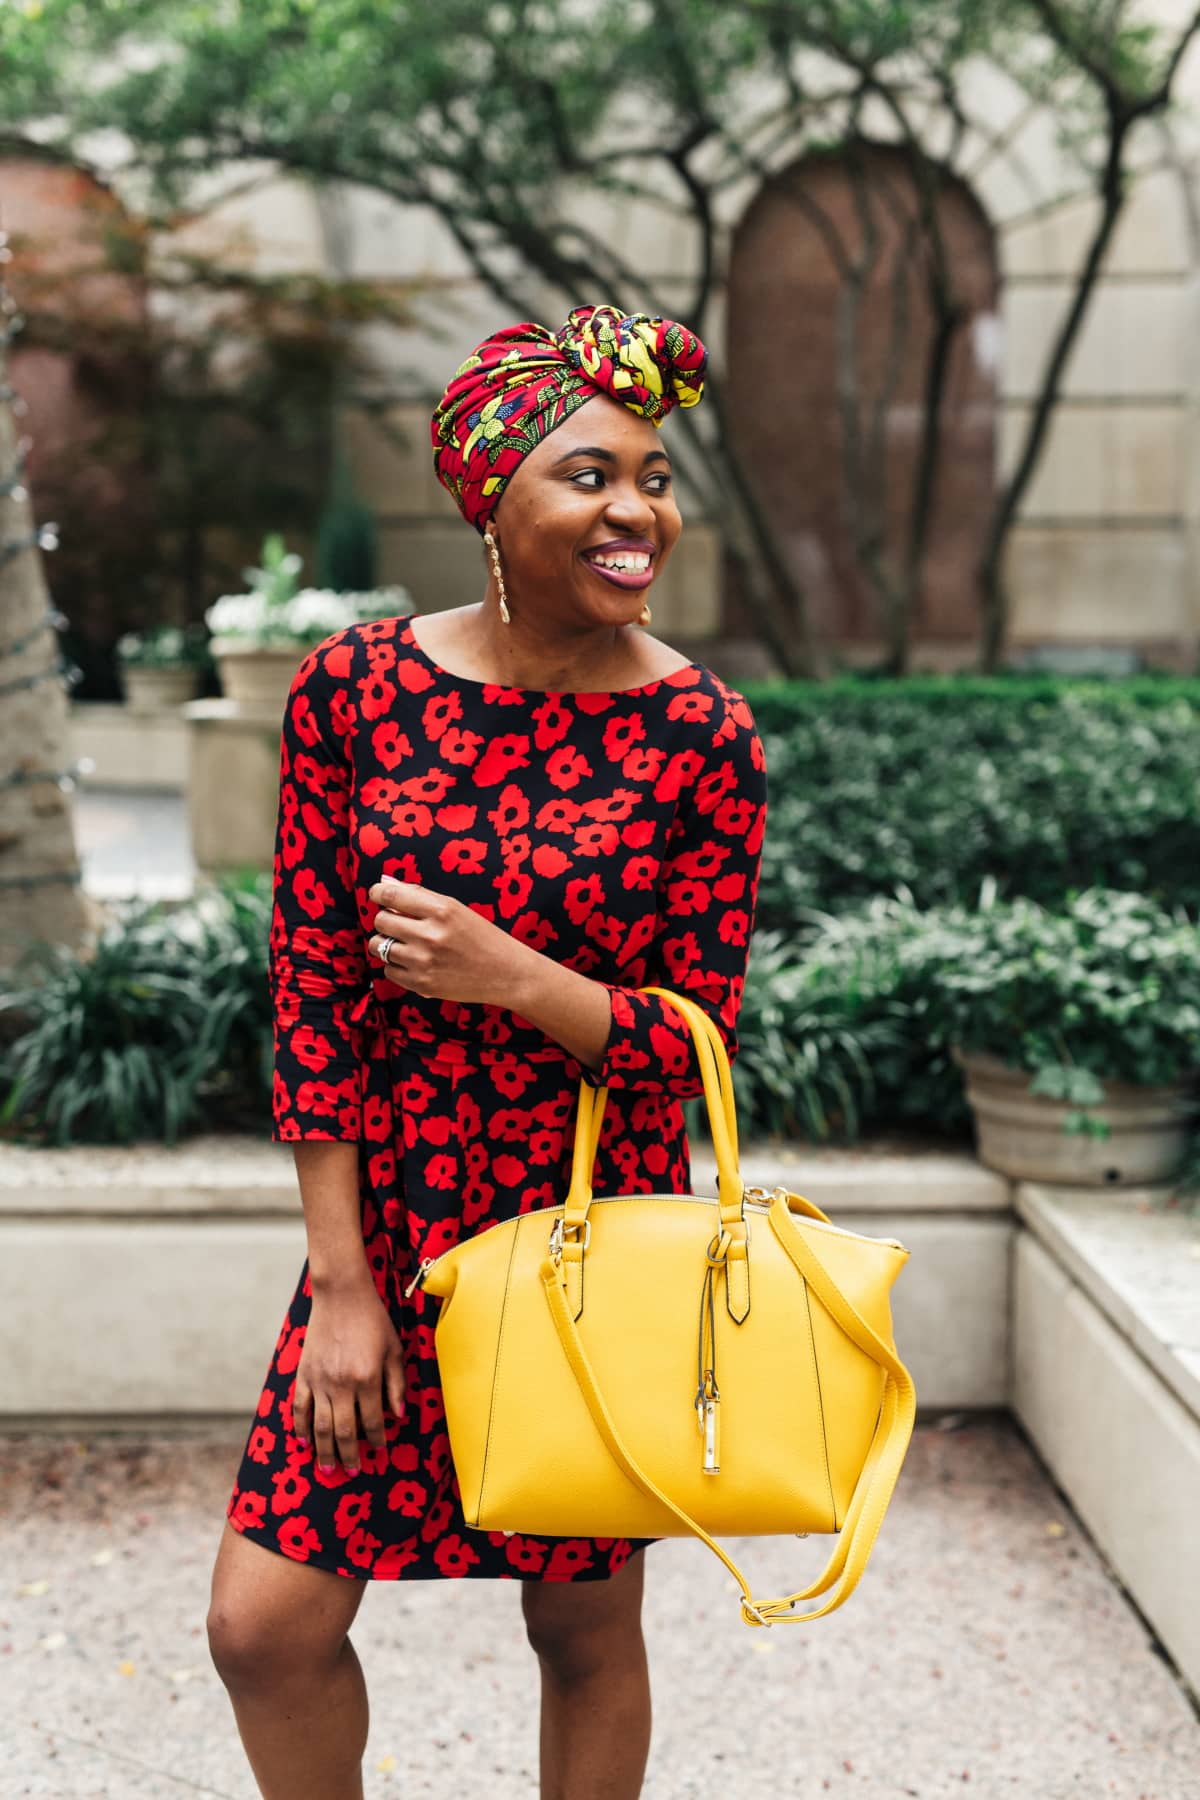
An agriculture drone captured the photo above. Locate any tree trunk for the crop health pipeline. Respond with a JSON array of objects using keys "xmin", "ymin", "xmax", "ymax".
[{"xmin": 0, "ymin": 256, "xmax": 95, "ymax": 968}]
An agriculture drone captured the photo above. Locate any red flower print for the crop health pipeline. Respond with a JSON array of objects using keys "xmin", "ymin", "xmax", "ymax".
[
  {"xmin": 345, "ymin": 1527, "xmax": 384, "ymax": 1569},
  {"xmin": 370, "ymin": 719, "xmax": 412, "ymax": 771},
  {"xmin": 564, "ymin": 873, "xmax": 603, "ymax": 922},
  {"xmin": 433, "ymin": 1534, "xmax": 481, "ymax": 1578},
  {"xmin": 387, "ymin": 1479, "xmax": 427, "ymax": 1518},
  {"xmin": 530, "ymin": 698, "xmax": 573, "ymax": 744},
  {"xmin": 546, "ymin": 744, "xmax": 593, "ymax": 790},
  {"xmin": 441, "ymin": 837, "xmax": 489, "ymax": 875},
  {"xmin": 277, "ymin": 1515, "xmax": 324, "ymax": 1562},
  {"xmin": 545, "ymin": 1540, "xmax": 596, "ymax": 1580},
  {"xmin": 488, "ymin": 784, "xmax": 531, "ymax": 834},
  {"xmin": 229, "ymin": 1488, "xmax": 267, "ymax": 1531},
  {"xmin": 574, "ymin": 821, "xmax": 621, "ymax": 857},
  {"xmin": 603, "ymin": 714, "xmax": 646, "ymax": 758},
  {"xmin": 360, "ymin": 674, "xmax": 397, "ymax": 720},
  {"xmin": 292, "ymin": 866, "xmax": 333, "ymax": 921},
  {"xmin": 270, "ymin": 1467, "xmax": 312, "ymax": 1515},
  {"xmin": 374, "ymin": 1537, "xmax": 422, "ymax": 1580},
  {"xmin": 420, "ymin": 1493, "xmax": 454, "ymax": 1540},
  {"xmin": 505, "ymin": 1535, "xmax": 548, "ymax": 1573},
  {"xmin": 246, "ymin": 1425, "xmax": 277, "ymax": 1464},
  {"xmin": 473, "ymin": 734, "xmax": 532, "ymax": 787},
  {"xmin": 291, "ymin": 1025, "xmax": 335, "ymax": 1073},
  {"xmin": 439, "ymin": 725, "xmax": 484, "ymax": 763},
  {"xmin": 334, "ymin": 1491, "xmax": 373, "ymax": 1539},
  {"xmin": 623, "ymin": 745, "xmax": 666, "ymax": 782}
]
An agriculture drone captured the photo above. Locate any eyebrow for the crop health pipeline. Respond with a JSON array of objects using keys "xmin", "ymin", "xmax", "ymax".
[{"xmin": 550, "ymin": 444, "xmax": 672, "ymax": 469}]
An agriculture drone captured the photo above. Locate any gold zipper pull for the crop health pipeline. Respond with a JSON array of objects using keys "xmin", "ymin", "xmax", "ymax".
[
  {"xmin": 404, "ymin": 1257, "xmax": 436, "ymax": 1298},
  {"xmin": 697, "ymin": 1373, "xmax": 721, "ymax": 1474}
]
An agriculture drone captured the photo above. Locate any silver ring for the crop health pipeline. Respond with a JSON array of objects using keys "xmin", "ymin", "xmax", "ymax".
[{"xmin": 376, "ymin": 936, "xmax": 395, "ymax": 966}]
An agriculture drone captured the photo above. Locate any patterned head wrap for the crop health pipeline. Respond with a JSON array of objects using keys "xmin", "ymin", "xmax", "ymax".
[{"xmin": 430, "ymin": 302, "xmax": 708, "ymax": 536}]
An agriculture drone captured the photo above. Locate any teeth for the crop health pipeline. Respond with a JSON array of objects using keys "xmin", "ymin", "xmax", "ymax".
[{"xmin": 588, "ymin": 552, "xmax": 651, "ymax": 573}]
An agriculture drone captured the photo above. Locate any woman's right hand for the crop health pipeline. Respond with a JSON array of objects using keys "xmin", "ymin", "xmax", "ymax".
[{"xmin": 292, "ymin": 1267, "xmax": 407, "ymax": 1473}]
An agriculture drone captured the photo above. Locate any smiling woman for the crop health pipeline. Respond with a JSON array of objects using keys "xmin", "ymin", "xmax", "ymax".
[{"xmin": 208, "ymin": 303, "xmax": 767, "ymax": 1800}]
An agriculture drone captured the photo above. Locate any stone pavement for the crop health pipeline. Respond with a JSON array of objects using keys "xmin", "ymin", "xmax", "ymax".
[{"xmin": 2, "ymin": 1416, "xmax": 1197, "ymax": 1799}]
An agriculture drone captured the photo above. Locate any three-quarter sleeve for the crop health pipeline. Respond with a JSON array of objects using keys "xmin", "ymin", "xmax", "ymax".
[
  {"xmin": 578, "ymin": 697, "xmax": 768, "ymax": 1101},
  {"xmin": 268, "ymin": 630, "xmax": 371, "ymax": 1141}
]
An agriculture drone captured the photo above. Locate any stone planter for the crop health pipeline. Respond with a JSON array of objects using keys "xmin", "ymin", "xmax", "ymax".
[
  {"xmin": 119, "ymin": 663, "xmax": 202, "ymax": 715},
  {"xmin": 211, "ymin": 639, "xmax": 304, "ymax": 713},
  {"xmin": 952, "ymin": 1047, "xmax": 1196, "ymax": 1187}
]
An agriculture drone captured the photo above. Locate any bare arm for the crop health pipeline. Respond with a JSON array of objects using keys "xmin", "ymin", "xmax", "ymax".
[{"xmin": 292, "ymin": 1141, "xmax": 373, "ymax": 1294}]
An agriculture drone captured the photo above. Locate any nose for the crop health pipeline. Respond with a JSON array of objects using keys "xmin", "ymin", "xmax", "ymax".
[{"xmin": 602, "ymin": 474, "xmax": 658, "ymax": 527}]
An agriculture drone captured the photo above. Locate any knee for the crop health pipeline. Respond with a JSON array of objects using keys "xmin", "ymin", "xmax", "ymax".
[
  {"xmin": 206, "ymin": 1595, "xmax": 337, "ymax": 1697},
  {"xmin": 522, "ymin": 1572, "xmax": 645, "ymax": 1685}
]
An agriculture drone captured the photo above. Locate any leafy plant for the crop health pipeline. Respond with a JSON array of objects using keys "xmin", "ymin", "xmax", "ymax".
[
  {"xmin": 740, "ymin": 676, "xmax": 1200, "ymax": 924},
  {"xmin": 116, "ymin": 621, "xmax": 211, "ymax": 669},
  {"xmin": 205, "ymin": 532, "xmax": 411, "ymax": 648},
  {"xmin": 0, "ymin": 875, "xmax": 275, "ymax": 1145}
]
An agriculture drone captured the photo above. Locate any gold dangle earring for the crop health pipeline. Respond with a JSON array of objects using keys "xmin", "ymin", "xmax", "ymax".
[
  {"xmin": 638, "ymin": 603, "xmax": 652, "ymax": 626},
  {"xmin": 484, "ymin": 530, "xmax": 511, "ymax": 625}
]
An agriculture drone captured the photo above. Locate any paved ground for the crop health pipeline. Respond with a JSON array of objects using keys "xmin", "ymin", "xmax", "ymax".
[{"xmin": 2, "ymin": 1415, "xmax": 1196, "ymax": 1799}]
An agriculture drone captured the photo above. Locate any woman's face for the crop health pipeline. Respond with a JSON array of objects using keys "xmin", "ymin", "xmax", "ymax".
[{"xmin": 489, "ymin": 394, "xmax": 683, "ymax": 620}]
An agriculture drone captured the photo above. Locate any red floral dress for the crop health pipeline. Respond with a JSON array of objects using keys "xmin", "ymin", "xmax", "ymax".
[{"xmin": 225, "ymin": 612, "xmax": 768, "ymax": 1582}]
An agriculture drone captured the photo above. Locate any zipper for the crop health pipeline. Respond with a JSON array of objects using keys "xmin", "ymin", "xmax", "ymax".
[{"xmin": 403, "ymin": 1256, "xmax": 437, "ymax": 1298}]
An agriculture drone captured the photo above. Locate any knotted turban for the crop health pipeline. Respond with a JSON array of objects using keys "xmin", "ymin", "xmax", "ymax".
[{"xmin": 430, "ymin": 302, "xmax": 708, "ymax": 536}]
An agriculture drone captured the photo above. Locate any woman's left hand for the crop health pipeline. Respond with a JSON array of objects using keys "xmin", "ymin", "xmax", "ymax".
[{"xmin": 366, "ymin": 877, "xmax": 527, "ymax": 1006}]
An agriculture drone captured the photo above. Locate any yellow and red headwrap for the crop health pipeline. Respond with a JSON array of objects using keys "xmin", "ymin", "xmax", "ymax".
[{"xmin": 430, "ymin": 302, "xmax": 707, "ymax": 536}]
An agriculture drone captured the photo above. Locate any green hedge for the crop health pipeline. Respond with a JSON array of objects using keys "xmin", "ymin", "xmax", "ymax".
[{"xmin": 739, "ymin": 674, "xmax": 1200, "ymax": 922}]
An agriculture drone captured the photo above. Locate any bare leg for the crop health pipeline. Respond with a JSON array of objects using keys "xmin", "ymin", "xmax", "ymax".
[
  {"xmin": 522, "ymin": 1549, "xmax": 652, "ymax": 1800},
  {"xmin": 207, "ymin": 1521, "xmax": 369, "ymax": 1800}
]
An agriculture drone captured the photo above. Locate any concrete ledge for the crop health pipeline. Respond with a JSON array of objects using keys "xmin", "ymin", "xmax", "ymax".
[
  {"xmin": 0, "ymin": 1137, "xmax": 1010, "ymax": 1415},
  {"xmin": 70, "ymin": 702, "xmax": 188, "ymax": 790},
  {"xmin": 1014, "ymin": 1182, "xmax": 1200, "ymax": 1420},
  {"xmin": 1013, "ymin": 1229, "xmax": 1200, "ymax": 1697}
]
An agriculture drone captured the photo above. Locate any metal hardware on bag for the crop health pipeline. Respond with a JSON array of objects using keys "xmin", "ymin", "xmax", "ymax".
[
  {"xmin": 696, "ymin": 1371, "xmax": 720, "ymax": 1474},
  {"xmin": 548, "ymin": 1216, "xmax": 591, "ymax": 1263},
  {"xmin": 702, "ymin": 1399, "xmax": 719, "ymax": 1473},
  {"xmin": 404, "ymin": 1257, "xmax": 436, "ymax": 1298}
]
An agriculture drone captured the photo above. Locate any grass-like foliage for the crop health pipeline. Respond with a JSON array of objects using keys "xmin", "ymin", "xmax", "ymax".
[{"xmin": 0, "ymin": 875, "xmax": 274, "ymax": 1146}]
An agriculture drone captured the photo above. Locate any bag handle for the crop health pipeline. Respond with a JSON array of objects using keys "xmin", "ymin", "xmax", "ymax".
[
  {"xmin": 563, "ymin": 987, "xmax": 748, "ymax": 1234},
  {"xmin": 539, "ymin": 1198, "xmax": 916, "ymax": 1626}
]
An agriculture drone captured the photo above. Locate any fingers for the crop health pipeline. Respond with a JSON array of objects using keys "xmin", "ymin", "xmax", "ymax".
[
  {"xmin": 312, "ymin": 1391, "xmax": 337, "ymax": 1473},
  {"xmin": 332, "ymin": 1395, "xmax": 361, "ymax": 1473},
  {"xmin": 383, "ymin": 1349, "xmax": 407, "ymax": 1425},
  {"xmin": 357, "ymin": 1383, "xmax": 388, "ymax": 1453},
  {"xmin": 292, "ymin": 1373, "xmax": 313, "ymax": 1448}
]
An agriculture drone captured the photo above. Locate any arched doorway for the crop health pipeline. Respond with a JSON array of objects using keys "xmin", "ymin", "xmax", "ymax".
[{"xmin": 726, "ymin": 141, "xmax": 999, "ymax": 667}]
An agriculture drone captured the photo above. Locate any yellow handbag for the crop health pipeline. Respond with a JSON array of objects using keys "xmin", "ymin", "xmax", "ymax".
[{"xmin": 408, "ymin": 985, "xmax": 916, "ymax": 1627}]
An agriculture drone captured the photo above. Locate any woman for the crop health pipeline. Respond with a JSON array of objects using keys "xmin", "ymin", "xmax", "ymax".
[{"xmin": 207, "ymin": 303, "xmax": 769, "ymax": 1799}]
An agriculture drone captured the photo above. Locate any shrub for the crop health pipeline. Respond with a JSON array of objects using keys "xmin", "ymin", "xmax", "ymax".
[
  {"xmin": 0, "ymin": 875, "xmax": 274, "ymax": 1145},
  {"xmin": 739, "ymin": 675, "xmax": 1200, "ymax": 922}
]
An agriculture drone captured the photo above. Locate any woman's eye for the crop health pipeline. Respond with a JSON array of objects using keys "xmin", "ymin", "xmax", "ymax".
[{"xmin": 572, "ymin": 470, "xmax": 671, "ymax": 493}]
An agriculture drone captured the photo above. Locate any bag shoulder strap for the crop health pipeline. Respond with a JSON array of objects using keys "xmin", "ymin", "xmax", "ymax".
[{"xmin": 538, "ymin": 1197, "xmax": 916, "ymax": 1628}]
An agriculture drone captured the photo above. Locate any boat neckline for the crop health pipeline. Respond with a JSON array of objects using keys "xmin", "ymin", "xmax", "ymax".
[{"xmin": 398, "ymin": 613, "xmax": 703, "ymax": 698}]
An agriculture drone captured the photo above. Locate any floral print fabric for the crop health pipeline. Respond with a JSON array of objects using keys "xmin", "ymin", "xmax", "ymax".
[{"xmin": 225, "ymin": 612, "xmax": 767, "ymax": 1581}]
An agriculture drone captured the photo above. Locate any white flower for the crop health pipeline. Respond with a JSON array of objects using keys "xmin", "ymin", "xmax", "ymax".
[{"xmin": 205, "ymin": 585, "xmax": 412, "ymax": 647}]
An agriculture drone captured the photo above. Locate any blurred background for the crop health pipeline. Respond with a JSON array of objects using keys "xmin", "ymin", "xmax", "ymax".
[{"xmin": 0, "ymin": 3, "xmax": 1198, "ymax": 1795}]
